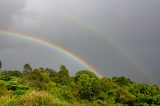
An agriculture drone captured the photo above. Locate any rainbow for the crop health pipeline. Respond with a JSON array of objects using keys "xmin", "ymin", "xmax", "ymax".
[
  {"xmin": 0, "ymin": 30, "xmax": 102, "ymax": 77},
  {"xmin": 60, "ymin": 11, "xmax": 154, "ymax": 83}
]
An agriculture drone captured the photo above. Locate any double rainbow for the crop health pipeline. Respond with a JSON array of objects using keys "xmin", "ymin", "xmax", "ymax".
[{"xmin": 0, "ymin": 29, "xmax": 154, "ymax": 83}]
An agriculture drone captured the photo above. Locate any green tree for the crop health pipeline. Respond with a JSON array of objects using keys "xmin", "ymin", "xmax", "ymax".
[
  {"xmin": 45, "ymin": 68, "xmax": 56, "ymax": 76},
  {"xmin": 57, "ymin": 65, "xmax": 70, "ymax": 84},
  {"xmin": 21, "ymin": 68, "xmax": 55, "ymax": 90},
  {"xmin": 75, "ymin": 70, "xmax": 98, "ymax": 80},
  {"xmin": 59, "ymin": 65, "xmax": 69, "ymax": 78},
  {"xmin": 75, "ymin": 70, "xmax": 100, "ymax": 100},
  {"xmin": 100, "ymin": 77, "xmax": 118, "ymax": 91},
  {"xmin": 1, "ymin": 71, "xmax": 22, "ymax": 77},
  {"xmin": 45, "ymin": 68, "xmax": 58, "ymax": 82},
  {"xmin": 152, "ymin": 94, "xmax": 160, "ymax": 105},
  {"xmin": 115, "ymin": 88, "xmax": 136, "ymax": 104},
  {"xmin": 23, "ymin": 63, "xmax": 32, "ymax": 74},
  {"xmin": 112, "ymin": 76, "xmax": 133, "ymax": 87},
  {"xmin": 39, "ymin": 67, "xmax": 45, "ymax": 72}
]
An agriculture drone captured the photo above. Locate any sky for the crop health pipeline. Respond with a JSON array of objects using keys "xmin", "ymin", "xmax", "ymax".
[{"xmin": 0, "ymin": 0, "xmax": 160, "ymax": 84}]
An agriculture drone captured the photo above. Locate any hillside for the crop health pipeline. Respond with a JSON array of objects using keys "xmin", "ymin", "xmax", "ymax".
[{"xmin": 0, "ymin": 64, "xmax": 160, "ymax": 106}]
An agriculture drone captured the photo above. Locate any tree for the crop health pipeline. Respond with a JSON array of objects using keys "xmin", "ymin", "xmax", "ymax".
[
  {"xmin": 58, "ymin": 65, "xmax": 69, "ymax": 78},
  {"xmin": 112, "ymin": 76, "xmax": 133, "ymax": 87},
  {"xmin": 20, "ymin": 68, "xmax": 55, "ymax": 90},
  {"xmin": 44, "ymin": 68, "xmax": 54, "ymax": 76},
  {"xmin": 1, "ymin": 70, "xmax": 22, "ymax": 77},
  {"xmin": 39, "ymin": 67, "xmax": 45, "ymax": 72},
  {"xmin": 23, "ymin": 63, "xmax": 32, "ymax": 74},
  {"xmin": 115, "ymin": 88, "xmax": 136, "ymax": 104},
  {"xmin": 57, "ymin": 65, "xmax": 70, "ymax": 84},
  {"xmin": 45, "ymin": 68, "xmax": 58, "ymax": 82},
  {"xmin": 100, "ymin": 77, "xmax": 118, "ymax": 91},
  {"xmin": 75, "ymin": 70, "xmax": 98, "ymax": 80},
  {"xmin": 74, "ymin": 70, "xmax": 100, "ymax": 100}
]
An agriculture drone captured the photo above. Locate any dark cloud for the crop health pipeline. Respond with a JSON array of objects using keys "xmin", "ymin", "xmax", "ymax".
[
  {"xmin": 0, "ymin": 0, "xmax": 160, "ymax": 84},
  {"xmin": 0, "ymin": 0, "xmax": 26, "ymax": 28}
]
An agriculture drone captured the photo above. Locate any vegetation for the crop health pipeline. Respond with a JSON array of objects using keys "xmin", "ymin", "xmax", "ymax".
[
  {"xmin": 0, "ymin": 61, "xmax": 160, "ymax": 106},
  {"xmin": 0, "ymin": 60, "xmax": 2, "ymax": 70}
]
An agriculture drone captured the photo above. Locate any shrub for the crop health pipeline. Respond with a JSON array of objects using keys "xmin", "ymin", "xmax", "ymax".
[{"xmin": 0, "ymin": 90, "xmax": 70, "ymax": 106}]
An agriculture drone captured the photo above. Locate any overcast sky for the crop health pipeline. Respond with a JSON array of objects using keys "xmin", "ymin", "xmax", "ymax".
[{"xmin": 0, "ymin": 0, "xmax": 160, "ymax": 84}]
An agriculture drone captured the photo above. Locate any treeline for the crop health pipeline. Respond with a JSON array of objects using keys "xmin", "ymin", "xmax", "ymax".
[{"xmin": 0, "ymin": 63, "xmax": 160, "ymax": 106}]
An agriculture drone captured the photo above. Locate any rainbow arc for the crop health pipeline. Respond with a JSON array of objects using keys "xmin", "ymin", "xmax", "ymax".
[{"xmin": 0, "ymin": 30, "xmax": 102, "ymax": 77}]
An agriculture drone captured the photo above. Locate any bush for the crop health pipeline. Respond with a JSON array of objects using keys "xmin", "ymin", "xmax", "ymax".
[
  {"xmin": 12, "ymin": 90, "xmax": 28, "ymax": 95},
  {"xmin": 0, "ymin": 90, "xmax": 70, "ymax": 106},
  {"xmin": 6, "ymin": 82, "xmax": 29, "ymax": 91},
  {"xmin": 0, "ymin": 75, "xmax": 11, "ymax": 81}
]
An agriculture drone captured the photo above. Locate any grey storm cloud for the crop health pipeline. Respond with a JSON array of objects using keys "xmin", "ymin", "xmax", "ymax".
[
  {"xmin": 0, "ymin": 0, "xmax": 160, "ymax": 84},
  {"xmin": 0, "ymin": 0, "xmax": 26, "ymax": 28}
]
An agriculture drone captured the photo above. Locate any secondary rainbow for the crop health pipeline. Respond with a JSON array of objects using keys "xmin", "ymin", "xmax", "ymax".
[
  {"xmin": 60, "ymin": 11, "xmax": 154, "ymax": 83},
  {"xmin": 0, "ymin": 30, "xmax": 102, "ymax": 77}
]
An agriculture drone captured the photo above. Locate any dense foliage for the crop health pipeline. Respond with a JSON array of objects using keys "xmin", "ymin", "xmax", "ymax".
[{"xmin": 0, "ymin": 63, "xmax": 160, "ymax": 106}]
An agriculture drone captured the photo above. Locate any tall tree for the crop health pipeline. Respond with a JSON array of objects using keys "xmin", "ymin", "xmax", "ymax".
[
  {"xmin": 57, "ymin": 65, "xmax": 69, "ymax": 84},
  {"xmin": 74, "ymin": 70, "xmax": 100, "ymax": 100},
  {"xmin": 23, "ymin": 63, "xmax": 32, "ymax": 74},
  {"xmin": 58, "ymin": 65, "xmax": 69, "ymax": 78}
]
